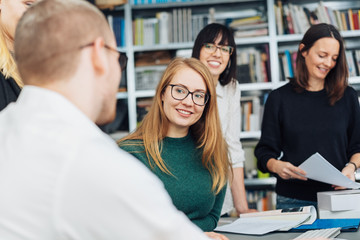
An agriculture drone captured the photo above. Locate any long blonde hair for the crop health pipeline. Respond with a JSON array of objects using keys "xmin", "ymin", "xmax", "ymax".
[
  {"xmin": 119, "ymin": 57, "xmax": 230, "ymax": 194},
  {"xmin": 0, "ymin": 28, "xmax": 22, "ymax": 87}
]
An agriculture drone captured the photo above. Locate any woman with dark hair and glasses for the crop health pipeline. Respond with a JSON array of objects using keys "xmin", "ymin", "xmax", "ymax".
[
  {"xmin": 192, "ymin": 23, "xmax": 257, "ymax": 216},
  {"xmin": 255, "ymin": 23, "xmax": 360, "ymax": 209},
  {"xmin": 118, "ymin": 57, "xmax": 231, "ymax": 240}
]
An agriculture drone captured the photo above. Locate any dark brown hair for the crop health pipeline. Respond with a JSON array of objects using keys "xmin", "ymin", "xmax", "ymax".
[
  {"xmin": 291, "ymin": 23, "xmax": 348, "ymax": 105},
  {"xmin": 191, "ymin": 23, "xmax": 237, "ymax": 86}
]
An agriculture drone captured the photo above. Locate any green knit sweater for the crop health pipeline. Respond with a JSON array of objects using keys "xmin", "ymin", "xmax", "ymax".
[{"xmin": 119, "ymin": 134, "xmax": 226, "ymax": 231}]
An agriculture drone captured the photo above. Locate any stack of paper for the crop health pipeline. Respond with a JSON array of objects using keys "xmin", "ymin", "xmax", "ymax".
[{"xmin": 215, "ymin": 206, "xmax": 317, "ymax": 235}]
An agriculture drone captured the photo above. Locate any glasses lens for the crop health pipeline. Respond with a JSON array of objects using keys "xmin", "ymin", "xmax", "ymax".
[
  {"xmin": 171, "ymin": 85, "xmax": 188, "ymax": 100},
  {"xmin": 203, "ymin": 43, "xmax": 215, "ymax": 53},
  {"xmin": 192, "ymin": 91, "xmax": 207, "ymax": 105},
  {"xmin": 221, "ymin": 46, "xmax": 233, "ymax": 55}
]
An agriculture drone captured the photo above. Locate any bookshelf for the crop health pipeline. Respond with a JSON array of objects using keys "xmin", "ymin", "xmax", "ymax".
[
  {"xmin": 99, "ymin": 0, "xmax": 360, "ymax": 208},
  {"xmin": 102, "ymin": 0, "xmax": 360, "ymax": 139}
]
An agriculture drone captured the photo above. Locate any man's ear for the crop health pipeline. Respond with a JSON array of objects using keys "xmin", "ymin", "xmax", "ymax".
[{"xmin": 91, "ymin": 37, "xmax": 106, "ymax": 75}]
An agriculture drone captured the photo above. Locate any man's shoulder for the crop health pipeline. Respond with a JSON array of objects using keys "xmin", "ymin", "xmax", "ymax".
[{"xmin": 73, "ymin": 134, "xmax": 153, "ymax": 180}]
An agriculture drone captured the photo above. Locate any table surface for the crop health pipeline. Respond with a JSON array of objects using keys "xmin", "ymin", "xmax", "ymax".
[{"xmin": 218, "ymin": 218, "xmax": 359, "ymax": 240}]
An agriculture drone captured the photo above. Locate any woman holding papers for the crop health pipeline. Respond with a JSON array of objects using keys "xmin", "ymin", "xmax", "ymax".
[
  {"xmin": 192, "ymin": 23, "xmax": 257, "ymax": 216},
  {"xmin": 0, "ymin": 0, "xmax": 37, "ymax": 111},
  {"xmin": 119, "ymin": 58, "xmax": 230, "ymax": 240},
  {"xmin": 255, "ymin": 23, "xmax": 360, "ymax": 209}
]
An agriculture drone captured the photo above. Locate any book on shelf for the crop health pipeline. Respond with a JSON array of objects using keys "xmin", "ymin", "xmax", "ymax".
[
  {"xmin": 230, "ymin": 16, "xmax": 268, "ymax": 38},
  {"xmin": 275, "ymin": 1, "xmax": 360, "ymax": 35},
  {"xmin": 284, "ymin": 50, "xmax": 294, "ymax": 78},
  {"xmin": 246, "ymin": 190, "xmax": 276, "ymax": 212},
  {"xmin": 133, "ymin": 7, "xmax": 208, "ymax": 46},
  {"xmin": 107, "ymin": 15, "xmax": 126, "ymax": 47},
  {"xmin": 279, "ymin": 53, "xmax": 289, "ymax": 80},
  {"xmin": 241, "ymin": 96, "xmax": 262, "ymax": 132},
  {"xmin": 274, "ymin": 0, "xmax": 284, "ymax": 35},
  {"xmin": 135, "ymin": 50, "xmax": 172, "ymax": 67},
  {"xmin": 355, "ymin": 49, "xmax": 360, "ymax": 76},
  {"xmin": 135, "ymin": 68, "xmax": 164, "ymax": 91},
  {"xmin": 156, "ymin": 12, "xmax": 172, "ymax": 44},
  {"xmin": 346, "ymin": 50, "xmax": 357, "ymax": 77},
  {"xmin": 237, "ymin": 46, "xmax": 270, "ymax": 84}
]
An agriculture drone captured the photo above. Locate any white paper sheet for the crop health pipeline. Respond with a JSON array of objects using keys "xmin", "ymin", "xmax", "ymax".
[
  {"xmin": 215, "ymin": 214, "xmax": 311, "ymax": 235},
  {"xmin": 298, "ymin": 153, "xmax": 360, "ymax": 189}
]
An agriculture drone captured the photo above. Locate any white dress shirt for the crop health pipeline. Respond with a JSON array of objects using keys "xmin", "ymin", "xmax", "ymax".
[
  {"xmin": 217, "ymin": 81, "xmax": 246, "ymax": 215},
  {"xmin": 0, "ymin": 86, "xmax": 209, "ymax": 240}
]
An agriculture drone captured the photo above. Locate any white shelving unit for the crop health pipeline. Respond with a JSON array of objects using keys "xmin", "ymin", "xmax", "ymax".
[{"xmin": 107, "ymin": 0, "xmax": 360, "ymax": 138}]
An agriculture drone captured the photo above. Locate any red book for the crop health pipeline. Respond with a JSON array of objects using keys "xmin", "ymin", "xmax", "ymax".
[{"xmin": 353, "ymin": 12, "xmax": 359, "ymax": 30}]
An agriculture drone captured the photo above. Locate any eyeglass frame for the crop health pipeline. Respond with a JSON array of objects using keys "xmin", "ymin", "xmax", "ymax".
[
  {"xmin": 79, "ymin": 42, "xmax": 128, "ymax": 71},
  {"xmin": 202, "ymin": 43, "xmax": 234, "ymax": 56},
  {"xmin": 168, "ymin": 84, "xmax": 209, "ymax": 106}
]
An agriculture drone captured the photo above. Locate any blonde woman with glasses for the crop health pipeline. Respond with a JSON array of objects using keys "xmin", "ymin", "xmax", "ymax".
[
  {"xmin": 0, "ymin": 0, "xmax": 38, "ymax": 111},
  {"xmin": 119, "ymin": 57, "xmax": 231, "ymax": 240},
  {"xmin": 192, "ymin": 23, "xmax": 257, "ymax": 216}
]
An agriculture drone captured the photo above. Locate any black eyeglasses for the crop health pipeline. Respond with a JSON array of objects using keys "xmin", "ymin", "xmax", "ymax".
[
  {"xmin": 169, "ymin": 84, "xmax": 209, "ymax": 106},
  {"xmin": 202, "ymin": 43, "xmax": 234, "ymax": 56},
  {"xmin": 79, "ymin": 43, "xmax": 128, "ymax": 71}
]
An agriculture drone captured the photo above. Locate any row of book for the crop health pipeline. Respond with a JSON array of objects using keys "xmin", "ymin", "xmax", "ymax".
[
  {"xmin": 274, "ymin": 0, "xmax": 360, "ymax": 35},
  {"xmin": 237, "ymin": 46, "xmax": 270, "ymax": 84},
  {"xmin": 279, "ymin": 49, "xmax": 360, "ymax": 80},
  {"xmin": 132, "ymin": 5, "xmax": 268, "ymax": 46},
  {"xmin": 241, "ymin": 96, "xmax": 263, "ymax": 133},
  {"xmin": 133, "ymin": 8, "xmax": 208, "ymax": 45},
  {"xmin": 216, "ymin": 7, "xmax": 267, "ymax": 39},
  {"xmin": 247, "ymin": 190, "xmax": 276, "ymax": 212},
  {"xmin": 107, "ymin": 15, "xmax": 126, "ymax": 47},
  {"xmin": 132, "ymin": 44, "xmax": 271, "ymax": 92}
]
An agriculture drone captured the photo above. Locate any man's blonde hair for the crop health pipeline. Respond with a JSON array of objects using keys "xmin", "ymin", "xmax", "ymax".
[{"xmin": 15, "ymin": 0, "xmax": 112, "ymax": 84}]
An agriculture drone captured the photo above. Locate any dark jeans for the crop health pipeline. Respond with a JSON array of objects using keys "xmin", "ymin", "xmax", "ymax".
[{"xmin": 276, "ymin": 194, "xmax": 318, "ymax": 210}]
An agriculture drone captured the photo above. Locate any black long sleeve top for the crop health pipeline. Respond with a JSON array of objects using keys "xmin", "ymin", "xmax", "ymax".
[
  {"xmin": 255, "ymin": 83, "xmax": 360, "ymax": 201},
  {"xmin": 0, "ymin": 71, "xmax": 21, "ymax": 111}
]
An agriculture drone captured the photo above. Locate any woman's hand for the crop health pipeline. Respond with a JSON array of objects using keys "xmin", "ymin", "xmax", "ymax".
[
  {"xmin": 342, "ymin": 163, "xmax": 356, "ymax": 181},
  {"xmin": 334, "ymin": 163, "xmax": 356, "ymax": 190},
  {"xmin": 267, "ymin": 158, "xmax": 307, "ymax": 181},
  {"xmin": 204, "ymin": 231, "xmax": 229, "ymax": 240}
]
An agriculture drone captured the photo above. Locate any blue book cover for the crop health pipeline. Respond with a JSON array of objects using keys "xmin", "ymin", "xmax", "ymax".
[
  {"xmin": 292, "ymin": 218, "xmax": 360, "ymax": 232},
  {"xmin": 120, "ymin": 18, "xmax": 125, "ymax": 47},
  {"xmin": 284, "ymin": 50, "xmax": 293, "ymax": 78},
  {"xmin": 113, "ymin": 16, "xmax": 125, "ymax": 47}
]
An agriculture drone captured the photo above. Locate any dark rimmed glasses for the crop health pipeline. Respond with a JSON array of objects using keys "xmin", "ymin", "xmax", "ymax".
[
  {"xmin": 79, "ymin": 43, "xmax": 128, "ymax": 71},
  {"xmin": 169, "ymin": 84, "xmax": 209, "ymax": 106},
  {"xmin": 202, "ymin": 43, "xmax": 234, "ymax": 56}
]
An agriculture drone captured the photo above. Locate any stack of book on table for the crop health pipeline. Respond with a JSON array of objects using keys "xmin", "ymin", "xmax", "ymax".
[{"xmin": 317, "ymin": 189, "xmax": 360, "ymax": 219}]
